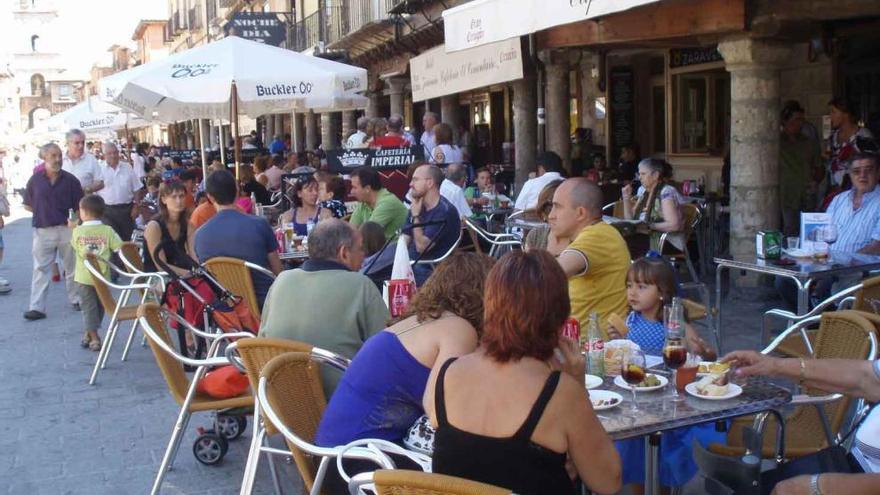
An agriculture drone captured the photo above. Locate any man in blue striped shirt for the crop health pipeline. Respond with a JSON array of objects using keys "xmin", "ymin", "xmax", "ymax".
[{"xmin": 826, "ymin": 152, "xmax": 880, "ymax": 254}]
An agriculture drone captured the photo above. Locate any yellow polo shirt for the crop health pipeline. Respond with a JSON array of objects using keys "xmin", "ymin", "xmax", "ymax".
[{"xmin": 565, "ymin": 222, "xmax": 631, "ymax": 338}]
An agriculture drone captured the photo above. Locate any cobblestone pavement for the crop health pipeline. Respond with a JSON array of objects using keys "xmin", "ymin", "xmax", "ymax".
[{"xmin": 0, "ymin": 197, "xmax": 783, "ymax": 495}]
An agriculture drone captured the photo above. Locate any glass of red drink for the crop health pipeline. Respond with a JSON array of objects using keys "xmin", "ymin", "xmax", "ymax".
[
  {"xmin": 664, "ymin": 306, "xmax": 687, "ymax": 401},
  {"xmin": 620, "ymin": 348, "xmax": 646, "ymax": 412}
]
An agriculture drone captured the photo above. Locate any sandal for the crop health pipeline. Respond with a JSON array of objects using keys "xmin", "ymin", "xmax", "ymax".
[
  {"xmin": 89, "ymin": 338, "xmax": 102, "ymax": 352},
  {"xmin": 81, "ymin": 335, "xmax": 91, "ymax": 348}
]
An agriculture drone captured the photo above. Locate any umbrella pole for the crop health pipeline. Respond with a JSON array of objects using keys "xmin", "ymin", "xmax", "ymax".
[
  {"xmin": 231, "ymin": 82, "xmax": 241, "ymax": 181},
  {"xmin": 198, "ymin": 119, "xmax": 208, "ymax": 180},
  {"xmin": 124, "ymin": 122, "xmax": 131, "ymax": 161},
  {"xmin": 218, "ymin": 121, "xmax": 227, "ymax": 166}
]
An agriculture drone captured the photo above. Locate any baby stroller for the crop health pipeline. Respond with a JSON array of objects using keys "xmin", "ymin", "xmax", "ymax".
[{"xmin": 152, "ymin": 247, "xmax": 259, "ymax": 466}]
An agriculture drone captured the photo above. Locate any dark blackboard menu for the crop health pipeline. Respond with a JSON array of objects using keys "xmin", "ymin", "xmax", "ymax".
[{"xmin": 610, "ymin": 67, "xmax": 635, "ymax": 163}]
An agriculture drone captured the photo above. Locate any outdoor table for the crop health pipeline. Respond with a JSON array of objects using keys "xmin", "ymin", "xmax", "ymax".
[
  {"xmin": 594, "ymin": 373, "xmax": 791, "ymax": 495},
  {"xmin": 279, "ymin": 250, "xmax": 309, "ymax": 262},
  {"xmin": 504, "ymin": 216, "xmax": 547, "ymax": 231},
  {"xmin": 713, "ymin": 251, "xmax": 880, "ymax": 350}
]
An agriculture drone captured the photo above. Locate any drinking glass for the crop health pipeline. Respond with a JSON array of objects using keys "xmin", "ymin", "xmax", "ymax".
[
  {"xmin": 663, "ymin": 307, "xmax": 687, "ymax": 402},
  {"xmin": 620, "ymin": 348, "xmax": 647, "ymax": 412},
  {"xmin": 786, "ymin": 237, "xmax": 800, "ymax": 251},
  {"xmin": 823, "ymin": 225, "xmax": 838, "ymax": 246}
]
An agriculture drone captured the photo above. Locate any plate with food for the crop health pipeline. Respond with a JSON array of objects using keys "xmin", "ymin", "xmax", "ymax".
[
  {"xmin": 686, "ymin": 373, "xmax": 743, "ymax": 400},
  {"xmin": 697, "ymin": 361, "xmax": 730, "ymax": 376},
  {"xmin": 584, "ymin": 374, "xmax": 604, "ymax": 389},
  {"xmin": 613, "ymin": 373, "xmax": 667, "ymax": 392},
  {"xmin": 588, "ymin": 390, "xmax": 623, "ymax": 411}
]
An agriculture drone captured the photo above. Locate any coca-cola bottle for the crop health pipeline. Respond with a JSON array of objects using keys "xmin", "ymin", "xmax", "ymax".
[{"xmin": 586, "ymin": 312, "xmax": 605, "ymax": 377}]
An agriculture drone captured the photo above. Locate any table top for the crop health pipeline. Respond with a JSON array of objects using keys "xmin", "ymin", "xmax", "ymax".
[
  {"xmin": 505, "ymin": 217, "xmax": 547, "ymax": 230},
  {"xmin": 714, "ymin": 250, "xmax": 880, "ymax": 280},
  {"xmin": 595, "ymin": 374, "xmax": 791, "ymax": 441},
  {"xmin": 279, "ymin": 249, "xmax": 309, "ymax": 261}
]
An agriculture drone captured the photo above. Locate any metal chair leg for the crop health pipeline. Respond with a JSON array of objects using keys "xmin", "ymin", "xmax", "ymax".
[
  {"xmin": 240, "ymin": 401, "xmax": 265, "ymax": 495},
  {"xmin": 151, "ymin": 408, "xmax": 192, "ymax": 495},
  {"xmin": 266, "ymin": 436, "xmax": 285, "ymax": 495},
  {"xmin": 120, "ymin": 319, "xmax": 140, "ymax": 362},
  {"xmin": 99, "ymin": 317, "xmax": 121, "ymax": 369},
  {"xmin": 89, "ymin": 313, "xmax": 120, "ymax": 385}
]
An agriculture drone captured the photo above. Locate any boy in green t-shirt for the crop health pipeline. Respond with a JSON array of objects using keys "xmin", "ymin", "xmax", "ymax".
[{"xmin": 69, "ymin": 195, "xmax": 123, "ymax": 351}]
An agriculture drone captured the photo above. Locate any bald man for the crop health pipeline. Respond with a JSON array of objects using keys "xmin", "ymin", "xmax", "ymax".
[{"xmin": 548, "ymin": 178, "xmax": 630, "ymax": 336}]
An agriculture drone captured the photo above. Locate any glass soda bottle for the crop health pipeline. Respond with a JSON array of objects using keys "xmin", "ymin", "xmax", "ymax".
[{"xmin": 586, "ymin": 312, "xmax": 605, "ymax": 377}]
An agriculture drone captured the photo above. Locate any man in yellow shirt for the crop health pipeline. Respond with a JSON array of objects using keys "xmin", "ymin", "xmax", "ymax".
[{"xmin": 548, "ymin": 178, "xmax": 630, "ymax": 337}]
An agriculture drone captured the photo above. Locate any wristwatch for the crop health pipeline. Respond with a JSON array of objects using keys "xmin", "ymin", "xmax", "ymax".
[{"xmin": 810, "ymin": 474, "xmax": 823, "ymax": 495}]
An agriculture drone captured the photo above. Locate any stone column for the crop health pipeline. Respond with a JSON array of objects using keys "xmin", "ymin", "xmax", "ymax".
[
  {"xmin": 264, "ymin": 116, "xmax": 275, "ymax": 146},
  {"xmin": 321, "ymin": 112, "xmax": 339, "ymax": 150},
  {"xmin": 544, "ymin": 53, "xmax": 571, "ymax": 173},
  {"xmin": 305, "ymin": 110, "xmax": 319, "ymax": 150},
  {"xmin": 512, "ymin": 69, "xmax": 538, "ymax": 191},
  {"xmin": 718, "ymin": 37, "xmax": 790, "ymax": 286},
  {"xmin": 291, "ymin": 112, "xmax": 304, "ymax": 152},
  {"xmin": 274, "ymin": 114, "xmax": 283, "ymax": 138},
  {"xmin": 386, "ymin": 77, "xmax": 407, "ymax": 118},
  {"xmin": 366, "ymin": 91, "xmax": 382, "ymax": 119},
  {"xmin": 440, "ymin": 95, "xmax": 459, "ymax": 139},
  {"xmin": 342, "ymin": 110, "xmax": 357, "ymax": 143}
]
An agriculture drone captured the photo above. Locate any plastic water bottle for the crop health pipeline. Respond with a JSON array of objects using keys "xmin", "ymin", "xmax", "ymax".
[{"xmin": 586, "ymin": 312, "xmax": 605, "ymax": 377}]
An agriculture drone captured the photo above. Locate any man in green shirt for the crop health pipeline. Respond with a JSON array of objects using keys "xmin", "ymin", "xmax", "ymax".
[
  {"xmin": 348, "ymin": 166, "xmax": 408, "ymax": 241},
  {"xmin": 779, "ymin": 101, "xmax": 821, "ymax": 236},
  {"xmin": 259, "ymin": 219, "xmax": 389, "ymax": 396}
]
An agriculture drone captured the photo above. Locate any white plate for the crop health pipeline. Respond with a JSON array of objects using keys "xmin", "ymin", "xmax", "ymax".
[
  {"xmin": 614, "ymin": 374, "xmax": 668, "ymax": 392},
  {"xmin": 783, "ymin": 248, "xmax": 812, "ymax": 258},
  {"xmin": 588, "ymin": 390, "xmax": 623, "ymax": 411},
  {"xmin": 685, "ymin": 382, "xmax": 743, "ymax": 400},
  {"xmin": 585, "ymin": 374, "xmax": 603, "ymax": 389}
]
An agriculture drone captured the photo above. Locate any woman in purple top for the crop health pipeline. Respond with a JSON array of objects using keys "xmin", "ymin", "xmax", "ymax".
[{"xmin": 315, "ymin": 252, "xmax": 495, "ymax": 448}]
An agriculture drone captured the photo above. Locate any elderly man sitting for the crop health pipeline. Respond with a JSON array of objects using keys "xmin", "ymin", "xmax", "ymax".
[{"xmin": 259, "ymin": 219, "xmax": 388, "ymax": 396}]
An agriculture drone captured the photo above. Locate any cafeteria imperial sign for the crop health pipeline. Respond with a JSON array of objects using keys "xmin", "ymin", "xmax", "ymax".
[{"xmin": 327, "ymin": 147, "xmax": 425, "ymax": 173}]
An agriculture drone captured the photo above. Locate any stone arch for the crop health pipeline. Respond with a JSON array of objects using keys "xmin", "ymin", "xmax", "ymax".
[
  {"xmin": 30, "ymin": 73, "xmax": 45, "ymax": 96},
  {"xmin": 28, "ymin": 107, "xmax": 50, "ymax": 129}
]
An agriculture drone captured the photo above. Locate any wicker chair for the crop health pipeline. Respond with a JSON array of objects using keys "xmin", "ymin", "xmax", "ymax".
[
  {"xmin": 462, "ymin": 217, "xmax": 521, "ymax": 258},
  {"xmin": 225, "ymin": 338, "xmax": 345, "ymax": 495},
  {"xmin": 137, "ymin": 302, "xmax": 254, "ymax": 495},
  {"xmin": 348, "ymin": 470, "xmax": 512, "ymax": 495},
  {"xmin": 204, "ymin": 256, "xmax": 275, "ymax": 319},
  {"xmin": 410, "ymin": 229, "xmax": 464, "ymax": 269},
  {"xmin": 852, "ymin": 274, "xmax": 880, "ymax": 313},
  {"xmin": 709, "ymin": 310, "xmax": 878, "ymax": 459},
  {"xmin": 84, "ymin": 254, "xmax": 155, "ymax": 385},
  {"xmin": 258, "ymin": 352, "xmax": 428, "ymax": 495}
]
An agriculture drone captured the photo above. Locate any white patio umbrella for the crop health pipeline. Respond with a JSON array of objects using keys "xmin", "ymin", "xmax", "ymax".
[
  {"xmin": 48, "ymin": 97, "xmax": 152, "ymax": 134},
  {"xmin": 98, "ymin": 36, "xmax": 368, "ymax": 177}
]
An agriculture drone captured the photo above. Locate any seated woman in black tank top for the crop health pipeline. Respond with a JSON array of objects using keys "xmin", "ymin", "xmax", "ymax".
[
  {"xmin": 143, "ymin": 182, "xmax": 195, "ymax": 276},
  {"xmin": 424, "ymin": 251, "xmax": 622, "ymax": 495}
]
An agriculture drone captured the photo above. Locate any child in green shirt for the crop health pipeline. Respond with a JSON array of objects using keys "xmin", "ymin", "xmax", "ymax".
[{"xmin": 70, "ymin": 195, "xmax": 123, "ymax": 351}]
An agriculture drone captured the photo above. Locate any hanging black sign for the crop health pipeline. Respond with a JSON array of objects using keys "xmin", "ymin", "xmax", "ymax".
[
  {"xmin": 610, "ymin": 67, "xmax": 635, "ymax": 162},
  {"xmin": 669, "ymin": 46, "xmax": 723, "ymax": 68},
  {"xmin": 326, "ymin": 147, "xmax": 425, "ymax": 173},
  {"xmin": 223, "ymin": 12, "xmax": 287, "ymax": 47}
]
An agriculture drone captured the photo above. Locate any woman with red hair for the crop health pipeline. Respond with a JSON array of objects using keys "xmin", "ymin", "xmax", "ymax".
[{"xmin": 424, "ymin": 250, "xmax": 622, "ymax": 495}]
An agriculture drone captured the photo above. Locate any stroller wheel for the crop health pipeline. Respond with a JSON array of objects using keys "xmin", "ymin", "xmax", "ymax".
[
  {"xmin": 216, "ymin": 415, "xmax": 246, "ymax": 441},
  {"xmin": 193, "ymin": 431, "xmax": 228, "ymax": 465}
]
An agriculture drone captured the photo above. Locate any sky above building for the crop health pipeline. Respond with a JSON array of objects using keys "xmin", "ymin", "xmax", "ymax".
[{"xmin": 0, "ymin": 0, "xmax": 167, "ymax": 76}]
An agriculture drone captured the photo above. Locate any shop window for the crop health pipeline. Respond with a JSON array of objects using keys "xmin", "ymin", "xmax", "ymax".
[{"xmin": 672, "ymin": 68, "xmax": 729, "ymax": 154}]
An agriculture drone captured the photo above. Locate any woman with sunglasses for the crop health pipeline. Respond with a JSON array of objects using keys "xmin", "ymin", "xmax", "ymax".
[{"xmin": 279, "ymin": 174, "xmax": 323, "ymax": 236}]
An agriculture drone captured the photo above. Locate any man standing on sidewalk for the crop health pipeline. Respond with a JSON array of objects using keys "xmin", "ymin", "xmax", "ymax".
[
  {"xmin": 98, "ymin": 142, "xmax": 142, "ymax": 243},
  {"xmin": 23, "ymin": 143, "xmax": 83, "ymax": 320},
  {"xmin": 62, "ymin": 129, "xmax": 103, "ymax": 195}
]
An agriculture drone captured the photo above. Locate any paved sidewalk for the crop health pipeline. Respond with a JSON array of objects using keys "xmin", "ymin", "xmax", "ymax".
[
  {"xmin": 0, "ymin": 199, "xmax": 303, "ymax": 495},
  {"xmin": 0, "ymin": 197, "xmax": 783, "ymax": 495}
]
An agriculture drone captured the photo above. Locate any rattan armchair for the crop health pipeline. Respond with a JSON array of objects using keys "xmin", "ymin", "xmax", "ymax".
[
  {"xmin": 224, "ymin": 338, "xmax": 341, "ymax": 495},
  {"xmin": 204, "ymin": 256, "xmax": 276, "ymax": 319},
  {"xmin": 84, "ymin": 254, "xmax": 156, "ymax": 385},
  {"xmin": 462, "ymin": 217, "xmax": 521, "ymax": 258},
  {"xmin": 258, "ymin": 352, "xmax": 428, "ymax": 495},
  {"xmin": 709, "ymin": 310, "xmax": 878, "ymax": 460},
  {"xmin": 410, "ymin": 229, "xmax": 464, "ymax": 269},
  {"xmin": 138, "ymin": 302, "xmax": 254, "ymax": 495},
  {"xmin": 348, "ymin": 470, "xmax": 512, "ymax": 495}
]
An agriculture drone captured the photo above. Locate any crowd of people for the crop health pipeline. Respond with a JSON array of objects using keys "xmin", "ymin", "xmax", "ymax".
[{"xmin": 9, "ymin": 97, "xmax": 880, "ymax": 494}]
